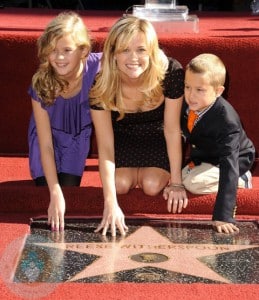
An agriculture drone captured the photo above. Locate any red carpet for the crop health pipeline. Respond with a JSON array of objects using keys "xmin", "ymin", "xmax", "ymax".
[
  {"xmin": 0, "ymin": 157, "xmax": 259, "ymax": 218},
  {"xmin": 0, "ymin": 215, "xmax": 259, "ymax": 300},
  {"xmin": 0, "ymin": 156, "xmax": 259, "ymax": 299},
  {"xmin": 0, "ymin": 8, "xmax": 259, "ymax": 300}
]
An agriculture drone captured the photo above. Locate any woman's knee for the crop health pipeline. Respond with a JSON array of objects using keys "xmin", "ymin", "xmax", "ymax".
[
  {"xmin": 141, "ymin": 178, "xmax": 163, "ymax": 196},
  {"xmin": 115, "ymin": 168, "xmax": 138, "ymax": 194},
  {"xmin": 115, "ymin": 177, "xmax": 133, "ymax": 194},
  {"xmin": 139, "ymin": 168, "xmax": 169, "ymax": 196}
]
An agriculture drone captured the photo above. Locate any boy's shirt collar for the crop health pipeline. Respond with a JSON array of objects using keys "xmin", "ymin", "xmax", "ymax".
[
  {"xmin": 186, "ymin": 99, "xmax": 217, "ymax": 127},
  {"xmin": 188, "ymin": 99, "xmax": 216, "ymax": 115}
]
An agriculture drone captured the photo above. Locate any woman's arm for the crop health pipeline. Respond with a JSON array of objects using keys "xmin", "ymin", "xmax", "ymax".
[
  {"xmin": 163, "ymin": 96, "xmax": 188, "ymax": 213},
  {"xmin": 90, "ymin": 108, "xmax": 128, "ymax": 236},
  {"xmin": 32, "ymin": 99, "xmax": 65, "ymax": 231}
]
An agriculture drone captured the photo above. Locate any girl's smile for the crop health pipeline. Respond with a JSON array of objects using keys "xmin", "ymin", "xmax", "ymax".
[{"xmin": 49, "ymin": 34, "xmax": 86, "ymax": 80}]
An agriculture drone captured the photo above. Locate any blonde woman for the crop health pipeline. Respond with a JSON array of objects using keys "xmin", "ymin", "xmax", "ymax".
[
  {"xmin": 90, "ymin": 16, "xmax": 187, "ymax": 236},
  {"xmin": 28, "ymin": 12, "xmax": 101, "ymax": 231}
]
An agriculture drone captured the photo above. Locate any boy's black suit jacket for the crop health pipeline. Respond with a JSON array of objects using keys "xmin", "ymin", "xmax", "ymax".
[{"xmin": 181, "ymin": 96, "xmax": 255, "ymax": 223}]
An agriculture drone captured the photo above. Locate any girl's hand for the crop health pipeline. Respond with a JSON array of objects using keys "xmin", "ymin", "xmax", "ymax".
[
  {"xmin": 47, "ymin": 188, "xmax": 66, "ymax": 232},
  {"xmin": 163, "ymin": 184, "xmax": 188, "ymax": 213},
  {"xmin": 95, "ymin": 203, "xmax": 128, "ymax": 237},
  {"xmin": 213, "ymin": 221, "xmax": 239, "ymax": 234}
]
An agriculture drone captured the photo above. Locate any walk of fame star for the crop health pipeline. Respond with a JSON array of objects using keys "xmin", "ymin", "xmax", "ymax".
[{"xmin": 31, "ymin": 225, "xmax": 259, "ymax": 284}]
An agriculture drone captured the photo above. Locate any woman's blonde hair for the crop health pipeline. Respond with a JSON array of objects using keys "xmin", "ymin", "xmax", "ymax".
[
  {"xmin": 186, "ymin": 53, "xmax": 226, "ymax": 88},
  {"xmin": 90, "ymin": 16, "xmax": 168, "ymax": 119},
  {"xmin": 32, "ymin": 11, "xmax": 91, "ymax": 105}
]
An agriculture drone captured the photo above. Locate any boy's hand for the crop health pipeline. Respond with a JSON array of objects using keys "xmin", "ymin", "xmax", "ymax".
[{"xmin": 213, "ymin": 221, "xmax": 239, "ymax": 234}]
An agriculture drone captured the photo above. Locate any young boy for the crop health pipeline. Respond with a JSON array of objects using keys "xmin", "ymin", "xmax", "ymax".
[{"xmin": 180, "ymin": 53, "xmax": 255, "ymax": 234}]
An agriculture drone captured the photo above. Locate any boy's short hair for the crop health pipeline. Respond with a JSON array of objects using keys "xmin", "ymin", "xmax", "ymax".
[{"xmin": 186, "ymin": 53, "xmax": 226, "ymax": 88}]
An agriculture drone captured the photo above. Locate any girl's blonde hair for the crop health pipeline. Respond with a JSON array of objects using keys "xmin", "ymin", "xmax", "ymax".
[
  {"xmin": 186, "ymin": 53, "xmax": 226, "ymax": 88},
  {"xmin": 32, "ymin": 11, "xmax": 91, "ymax": 105},
  {"xmin": 90, "ymin": 16, "xmax": 168, "ymax": 119}
]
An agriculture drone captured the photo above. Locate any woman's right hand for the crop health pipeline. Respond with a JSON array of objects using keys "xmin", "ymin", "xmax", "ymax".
[
  {"xmin": 48, "ymin": 187, "xmax": 66, "ymax": 232},
  {"xmin": 95, "ymin": 203, "xmax": 128, "ymax": 237}
]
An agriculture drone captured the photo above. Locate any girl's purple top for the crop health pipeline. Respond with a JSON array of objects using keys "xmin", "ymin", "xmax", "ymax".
[
  {"xmin": 28, "ymin": 52, "xmax": 101, "ymax": 178},
  {"xmin": 28, "ymin": 52, "xmax": 101, "ymax": 135}
]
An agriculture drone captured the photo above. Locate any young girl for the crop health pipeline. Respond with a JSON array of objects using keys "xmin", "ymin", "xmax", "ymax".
[
  {"xmin": 90, "ymin": 16, "xmax": 188, "ymax": 236},
  {"xmin": 28, "ymin": 12, "xmax": 101, "ymax": 231}
]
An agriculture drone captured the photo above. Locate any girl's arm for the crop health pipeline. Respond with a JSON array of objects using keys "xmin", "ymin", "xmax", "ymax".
[
  {"xmin": 90, "ymin": 108, "xmax": 128, "ymax": 236},
  {"xmin": 163, "ymin": 96, "xmax": 188, "ymax": 213},
  {"xmin": 32, "ymin": 99, "xmax": 65, "ymax": 231}
]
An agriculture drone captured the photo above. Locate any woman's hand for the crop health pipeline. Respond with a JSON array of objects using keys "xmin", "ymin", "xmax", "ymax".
[
  {"xmin": 163, "ymin": 184, "xmax": 188, "ymax": 213},
  {"xmin": 213, "ymin": 221, "xmax": 239, "ymax": 234},
  {"xmin": 95, "ymin": 203, "xmax": 128, "ymax": 237},
  {"xmin": 48, "ymin": 187, "xmax": 66, "ymax": 232}
]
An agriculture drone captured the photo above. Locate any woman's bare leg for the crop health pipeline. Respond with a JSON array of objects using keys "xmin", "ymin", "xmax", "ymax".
[
  {"xmin": 115, "ymin": 167, "xmax": 138, "ymax": 194},
  {"xmin": 138, "ymin": 167, "xmax": 170, "ymax": 196}
]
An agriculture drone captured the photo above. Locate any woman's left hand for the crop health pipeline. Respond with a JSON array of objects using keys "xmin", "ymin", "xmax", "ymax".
[{"xmin": 163, "ymin": 184, "xmax": 188, "ymax": 213}]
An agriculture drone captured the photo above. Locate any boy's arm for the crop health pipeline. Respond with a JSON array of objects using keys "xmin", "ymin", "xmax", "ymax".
[{"xmin": 212, "ymin": 122, "xmax": 240, "ymax": 223}]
